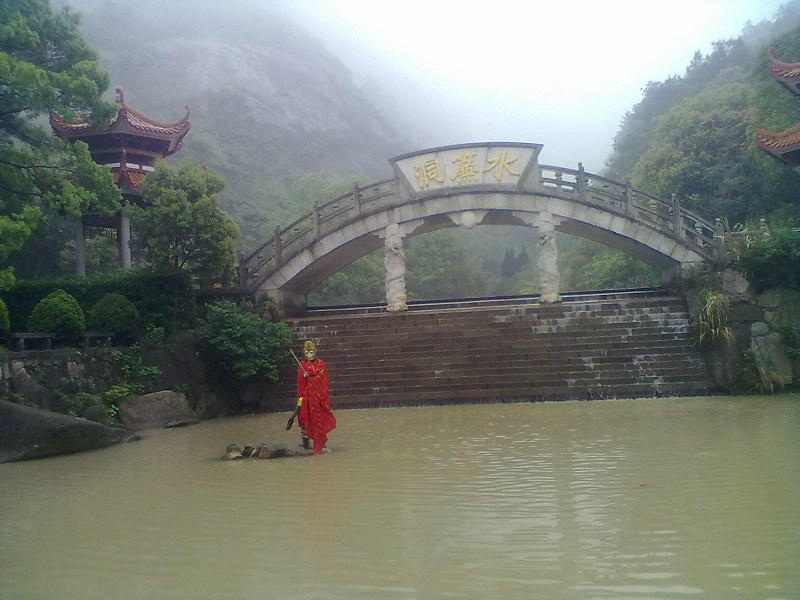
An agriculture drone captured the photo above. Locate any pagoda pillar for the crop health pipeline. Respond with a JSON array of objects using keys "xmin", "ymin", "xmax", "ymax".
[
  {"xmin": 118, "ymin": 213, "xmax": 132, "ymax": 271},
  {"xmin": 74, "ymin": 217, "xmax": 87, "ymax": 276}
]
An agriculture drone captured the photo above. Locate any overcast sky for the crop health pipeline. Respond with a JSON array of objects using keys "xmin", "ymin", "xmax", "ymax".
[{"xmin": 285, "ymin": 0, "xmax": 788, "ymax": 172}]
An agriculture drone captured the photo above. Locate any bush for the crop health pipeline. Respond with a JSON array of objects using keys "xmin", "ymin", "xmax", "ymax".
[
  {"xmin": 4, "ymin": 267, "xmax": 195, "ymax": 334},
  {"xmin": 729, "ymin": 223, "xmax": 800, "ymax": 292},
  {"xmin": 689, "ymin": 288, "xmax": 734, "ymax": 345},
  {"xmin": 0, "ymin": 297, "xmax": 8, "ymax": 335},
  {"xmin": 27, "ymin": 289, "xmax": 85, "ymax": 342},
  {"xmin": 194, "ymin": 300, "xmax": 292, "ymax": 388},
  {"xmin": 87, "ymin": 293, "xmax": 140, "ymax": 341}
]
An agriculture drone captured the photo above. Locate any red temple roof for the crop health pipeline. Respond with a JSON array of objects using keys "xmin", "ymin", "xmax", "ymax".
[
  {"xmin": 756, "ymin": 123, "xmax": 800, "ymax": 153},
  {"xmin": 113, "ymin": 170, "xmax": 148, "ymax": 193},
  {"xmin": 768, "ymin": 48, "xmax": 800, "ymax": 96},
  {"xmin": 50, "ymin": 88, "xmax": 190, "ymax": 156}
]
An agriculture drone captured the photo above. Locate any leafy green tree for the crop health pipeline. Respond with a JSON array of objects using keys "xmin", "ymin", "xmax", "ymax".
[
  {"xmin": 0, "ymin": 0, "xmax": 122, "ymax": 289},
  {"xmin": 86, "ymin": 292, "xmax": 140, "ymax": 341},
  {"xmin": 612, "ymin": 23, "xmax": 800, "ymax": 227},
  {"xmin": 134, "ymin": 160, "xmax": 240, "ymax": 286},
  {"xmin": 630, "ymin": 81, "xmax": 769, "ymax": 224},
  {"xmin": 194, "ymin": 300, "xmax": 292, "ymax": 388},
  {"xmin": 309, "ymin": 251, "xmax": 384, "ymax": 306},
  {"xmin": 557, "ymin": 235, "xmax": 658, "ymax": 291},
  {"xmin": 27, "ymin": 288, "xmax": 85, "ymax": 341},
  {"xmin": 406, "ymin": 231, "xmax": 487, "ymax": 300},
  {"xmin": 606, "ymin": 39, "xmax": 749, "ymax": 180},
  {"xmin": 0, "ymin": 296, "xmax": 9, "ymax": 335},
  {"xmin": 729, "ymin": 221, "xmax": 800, "ymax": 292}
]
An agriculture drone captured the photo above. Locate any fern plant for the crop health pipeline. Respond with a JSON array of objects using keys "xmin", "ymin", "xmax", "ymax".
[{"xmin": 690, "ymin": 288, "xmax": 734, "ymax": 345}]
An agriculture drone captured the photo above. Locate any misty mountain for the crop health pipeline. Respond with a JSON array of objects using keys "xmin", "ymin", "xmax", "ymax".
[{"xmin": 60, "ymin": 0, "xmax": 409, "ymax": 250}]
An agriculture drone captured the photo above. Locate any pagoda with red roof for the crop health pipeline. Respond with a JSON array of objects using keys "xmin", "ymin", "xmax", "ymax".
[
  {"xmin": 50, "ymin": 88, "xmax": 190, "ymax": 273},
  {"xmin": 755, "ymin": 49, "xmax": 800, "ymax": 172}
]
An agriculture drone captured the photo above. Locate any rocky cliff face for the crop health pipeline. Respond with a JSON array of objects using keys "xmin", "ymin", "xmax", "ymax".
[
  {"xmin": 64, "ymin": 0, "xmax": 409, "ymax": 248},
  {"xmin": 106, "ymin": 36, "xmax": 404, "ymax": 177}
]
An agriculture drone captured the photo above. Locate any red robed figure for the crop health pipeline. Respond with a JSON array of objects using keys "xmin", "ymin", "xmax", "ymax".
[{"xmin": 297, "ymin": 357, "xmax": 336, "ymax": 454}]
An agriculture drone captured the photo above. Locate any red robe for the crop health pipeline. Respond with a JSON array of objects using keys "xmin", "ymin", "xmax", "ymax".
[{"xmin": 297, "ymin": 358, "xmax": 336, "ymax": 454}]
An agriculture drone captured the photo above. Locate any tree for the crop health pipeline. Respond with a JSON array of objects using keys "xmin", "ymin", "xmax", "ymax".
[
  {"xmin": 309, "ymin": 251, "xmax": 384, "ymax": 306},
  {"xmin": 194, "ymin": 300, "xmax": 292, "ymax": 388},
  {"xmin": 630, "ymin": 81, "xmax": 774, "ymax": 224},
  {"xmin": 134, "ymin": 160, "xmax": 240, "ymax": 286},
  {"xmin": 0, "ymin": 0, "xmax": 122, "ymax": 289},
  {"xmin": 406, "ymin": 231, "xmax": 487, "ymax": 300},
  {"xmin": 27, "ymin": 288, "xmax": 85, "ymax": 342}
]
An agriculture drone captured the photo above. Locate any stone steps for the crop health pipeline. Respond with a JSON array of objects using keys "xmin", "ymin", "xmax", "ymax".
[{"xmin": 254, "ymin": 292, "xmax": 714, "ymax": 411}]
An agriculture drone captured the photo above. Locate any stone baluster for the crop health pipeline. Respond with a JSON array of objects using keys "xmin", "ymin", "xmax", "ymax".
[
  {"xmin": 273, "ymin": 225, "xmax": 282, "ymax": 266},
  {"xmin": 624, "ymin": 180, "xmax": 634, "ymax": 216},
  {"xmin": 715, "ymin": 218, "xmax": 726, "ymax": 258},
  {"xmin": 577, "ymin": 163, "xmax": 588, "ymax": 201},
  {"xmin": 313, "ymin": 202, "xmax": 321, "ymax": 239},
  {"xmin": 671, "ymin": 195, "xmax": 684, "ymax": 238},
  {"xmin": 352, "ymin": 184, "xmax": 362, "ymax": 216},
  {"xmin": 237, "ymin": 252, "xmax": 248, "ymax": 290}
]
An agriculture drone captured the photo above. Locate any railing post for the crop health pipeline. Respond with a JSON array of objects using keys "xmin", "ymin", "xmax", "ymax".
[
  {"xmin": 577, "ymin": 162, "xmax": 588, "ymax": 200},
  {"xmin": 715, "ymin": 217, "xmax": 726, "ymax": 259},
  {"xmin": 352, "ymin": 184, "xmax": 362, "ymax": 216},
  {"xmin": 624, "ymin": 180, "xmax": 634, "ymax": 215},
  {"xmin": 671, "ymin": 194, "xmax": 684, "ymax": 238},
  {"xmin": 273, "ymin": 225, "xmax": 282, "ymax": 266},
  {"xmin": 237, "ymin": 252, "xmax": 248, "ymax": 290},
  {"xmin": 313, "ymin": 202, "xmax": 321, "ymax": 239}
]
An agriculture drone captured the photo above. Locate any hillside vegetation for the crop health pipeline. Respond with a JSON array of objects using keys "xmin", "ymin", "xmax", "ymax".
[{"xmin": 6, "ymin": 1, "xmax": 799, "ymax": 305}]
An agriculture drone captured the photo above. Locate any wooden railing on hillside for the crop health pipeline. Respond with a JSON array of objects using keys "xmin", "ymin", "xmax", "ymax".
[{"xmin": 240, "ymin": 165, "xmax": 722, "ymax": 291}]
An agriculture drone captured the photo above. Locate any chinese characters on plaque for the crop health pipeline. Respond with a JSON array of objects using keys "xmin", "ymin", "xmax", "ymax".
[{"xmin": 392, "ymin": 144, "xmax": 541, "ymax": 194}]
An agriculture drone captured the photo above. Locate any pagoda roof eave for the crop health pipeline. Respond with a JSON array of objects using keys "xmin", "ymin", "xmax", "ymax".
[
  {"xmin": 50, "ymin": 102, "xmax": 191, "ymax": 155},
  {"xmin": 768, "ymin": 48, "xmax": 800, "ymax": 95},
  {"xmin": 756, "ymin": 123, "xmax": 800, "ymax": 166}
]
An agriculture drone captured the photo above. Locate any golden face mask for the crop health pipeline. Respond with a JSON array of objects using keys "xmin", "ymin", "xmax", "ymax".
[{"xmin": 303, "ymin": 340, "xmax": 317, "ymax": 361}]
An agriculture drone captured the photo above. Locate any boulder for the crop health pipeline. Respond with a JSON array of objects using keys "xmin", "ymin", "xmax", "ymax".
[
  {"xmin": 751, "ymin": 325, "xmax": 793, "ymax": 386},
  {"xmin": 721, "ymin": 269, "xmax": 751, "ymax": 298},
  {"xmin": 79, "ymin": 404, "xmax": 112, "ymax": 426},
  {"xmin": 0, "ymin": 400, "xmax": 140, "ymax": 464},
  {"xmin": 9, "ymin": 363, "xmax": 55, "ymax": 411},
  {"xmin": 222, "ymin": 442, "xmax": 328, "ymax": 460},
  {"xmin": 118, "ymin": 390, "xmax": 199, "ymax": 431}
]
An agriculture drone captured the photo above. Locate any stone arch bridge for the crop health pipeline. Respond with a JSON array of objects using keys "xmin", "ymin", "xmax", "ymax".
[{"xmin": 240, "ymin": 143, "xmax": 722, "ymax": 313}]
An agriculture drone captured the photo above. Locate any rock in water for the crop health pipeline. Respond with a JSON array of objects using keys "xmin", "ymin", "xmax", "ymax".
[
  {"xmin": 222, "ymin": 443, "xmax": 329, "ymax": 460},
  {"xmin": 118, "ymin": 390, "xmax": 199, "ymax": 431},
  {"xmin": 0, "ymin": 400, "xmax": 140, "ymax": 463}
]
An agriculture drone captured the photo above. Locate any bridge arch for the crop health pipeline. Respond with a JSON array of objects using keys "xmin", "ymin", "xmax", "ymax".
[{"xmin": 242, "ymin": 143, "xmax": 721, "ymax": 312}]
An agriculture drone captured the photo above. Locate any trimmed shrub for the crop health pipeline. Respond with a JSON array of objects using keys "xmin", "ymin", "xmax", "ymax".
[
  {"xmin": 194, "ymin": 300, "xmax": 292, "ymax": 388},
  {"xmin": 27, "ymin": 289, "xmax": 85, "ymax": 341},
  {"xmin": 4, "ymin": 267, "xmax": 195, "ymax": 334},
  {"xmin": 87, "ymin": 293, "xmax": 140, "ymax": 341},
  {"xmin": 0, "ymin": 297, "xmax": 9, "ymax": 335}
]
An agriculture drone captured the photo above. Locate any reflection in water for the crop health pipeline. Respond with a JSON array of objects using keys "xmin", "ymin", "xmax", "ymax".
[{"xmin": 1, "ymin": 396, "xmax": 798, "ymax": 599}]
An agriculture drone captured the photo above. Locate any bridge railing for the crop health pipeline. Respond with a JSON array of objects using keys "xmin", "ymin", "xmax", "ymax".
[
  {"xmin": 243, "ymin": 179, "xmax": 395, "ymax": 286},
  {"xmin": 540, "ymin": 165, "xmax": 718, "ymax": 255},
  {"xmin": 242, "ymin": 166, "xmax": 719, "ymax": 290}
]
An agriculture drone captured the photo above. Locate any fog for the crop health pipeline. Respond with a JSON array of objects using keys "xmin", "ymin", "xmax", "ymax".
[{"xmin": 281, "ymin": 0, "xmax": 787, "ymax": 171}]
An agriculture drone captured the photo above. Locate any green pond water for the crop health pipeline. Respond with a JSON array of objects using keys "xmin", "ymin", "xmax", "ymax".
[{"xmin": 1, "ymin": 395, "xmax": 798, "ymax": 599}]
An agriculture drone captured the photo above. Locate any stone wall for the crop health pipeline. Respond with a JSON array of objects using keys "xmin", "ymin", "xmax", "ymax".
[
  {"xmin": 0, "ymin": 334, "xmax": 235, "ymax": 419},
  {"xmin": 686, "ymin": 270, "xmax": 800, "ymax": 391}
]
